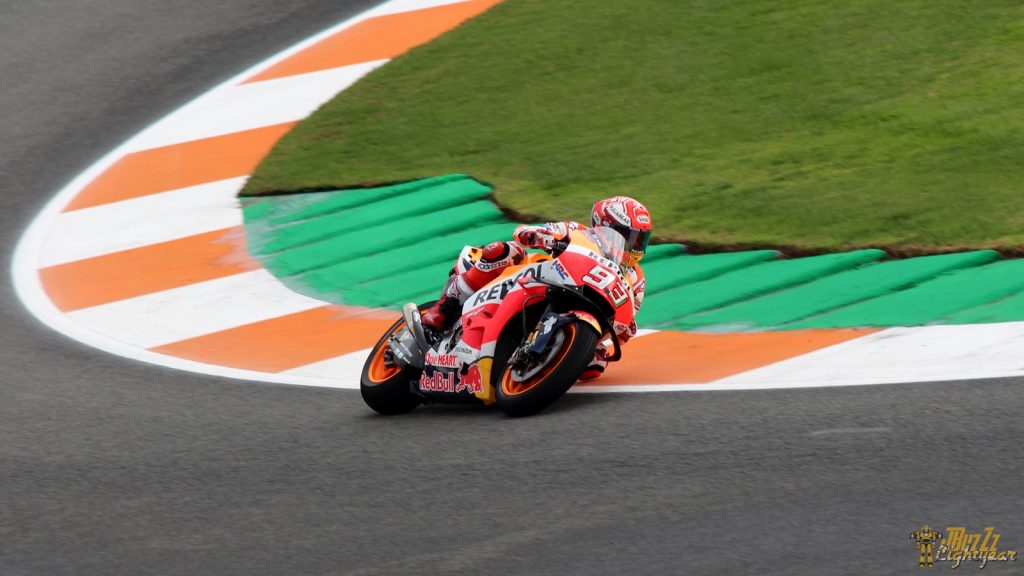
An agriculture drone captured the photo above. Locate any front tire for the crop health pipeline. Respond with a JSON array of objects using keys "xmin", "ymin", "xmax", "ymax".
[
  {"xmin": 495, "ymin": 319, "xmax": 600, "ymax": 417},
  {"xmin": 360, "ymin": 306, "xmax": 432, "ymax": 415}
]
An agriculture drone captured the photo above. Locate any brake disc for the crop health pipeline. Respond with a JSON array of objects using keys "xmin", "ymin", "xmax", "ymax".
[{"xmin": 511, "ymin": 330, "xmax": 565, "ymax": 382}]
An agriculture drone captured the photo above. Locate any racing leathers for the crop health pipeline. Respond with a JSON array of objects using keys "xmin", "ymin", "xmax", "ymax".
[{"xmin": 420, "ymin": 221, "xmax": 646, "ymax": 382}]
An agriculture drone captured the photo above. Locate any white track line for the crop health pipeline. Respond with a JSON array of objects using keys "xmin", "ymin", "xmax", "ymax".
[
  {"xmin": 39, "ymin": 177, "xmax": 245, "ymax": 267},
  {"xmin": 282, "ymin": 350, "xmax": 368, "ymax": 385},
  {"xmin": 127, "ymin": 61, "xmax": 387, "ymax": 152},
  {"xmin": 66, "ymin": 269, "xmax": 327, "ymax": 348},
  {"xmin": 713, "ymin": 323, "xmax": 1024, "ymax": 388},
  {"xmin": 366, "ymin": 0, "xmax": 479, "ymax": 17}
]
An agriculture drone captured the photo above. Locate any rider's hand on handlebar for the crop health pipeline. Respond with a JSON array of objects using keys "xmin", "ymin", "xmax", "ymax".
[{"xmin": 514, "ymin": 227, "xmax": 556, "ymax": 251}]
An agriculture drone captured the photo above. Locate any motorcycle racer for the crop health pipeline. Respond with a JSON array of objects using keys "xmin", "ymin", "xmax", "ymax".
[{"xmin": 420, "ymin": 196, "xmax": 653, "ymax": 382}]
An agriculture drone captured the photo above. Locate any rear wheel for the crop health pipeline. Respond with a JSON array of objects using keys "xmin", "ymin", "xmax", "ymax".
[
  {"xmin": 359, "ymin": 303, "xmax": 434, "ymax": 415},
  {"xmin": 495, "ymin": 319, "xmax": 600, "ymax": 417}
]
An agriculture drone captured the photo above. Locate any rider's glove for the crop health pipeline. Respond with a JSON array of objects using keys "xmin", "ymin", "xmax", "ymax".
[{"xmin": 514, "ymin": 225, "xmax": 556, "ymax": 251}]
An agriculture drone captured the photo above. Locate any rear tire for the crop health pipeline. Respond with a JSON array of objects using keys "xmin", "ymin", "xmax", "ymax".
[
  {"xmin": 360, "ymin": 303, "xmax": 434, "ymax": 415},
  {"xmin": 495, "ymin": 319, "xmax": 599, "ymax": 417}
]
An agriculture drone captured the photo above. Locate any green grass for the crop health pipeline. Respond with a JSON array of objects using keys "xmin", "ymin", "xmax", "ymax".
[{"xmin": 243, "ymin": 0, "xmax": 1024, "ymax": 254}]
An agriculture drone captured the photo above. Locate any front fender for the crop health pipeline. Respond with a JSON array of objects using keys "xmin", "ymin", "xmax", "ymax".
[
  {"xmin": 569, "ymin": 310, "xmax": 602, "ymax": 336},
  {"xmin": 566, "ymin": 309, "xmax": 621, "ymax": 361}
]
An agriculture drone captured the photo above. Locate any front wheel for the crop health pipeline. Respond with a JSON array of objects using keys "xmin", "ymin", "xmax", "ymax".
[
  {"xmin": 360, "ymin": 305, "xmax": 432, "ymax": 415},
  {"xmin": 495, "ymin": 319, "xmax": 600, "ymax": 417}
]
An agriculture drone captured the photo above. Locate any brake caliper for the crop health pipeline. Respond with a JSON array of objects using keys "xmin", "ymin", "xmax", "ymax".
[{"xmin": 527, "ymin": 312, "xmax": 571, "ymax": 358}]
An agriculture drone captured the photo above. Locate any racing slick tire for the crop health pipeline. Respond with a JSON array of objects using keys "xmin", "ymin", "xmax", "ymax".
[
  {"xmin": 360, "ymin": 303, "xmax": 434, "ymax": 415},
  {"xmin": 495, "ymin": 319, "xmax": 600, "ymax": 417}
]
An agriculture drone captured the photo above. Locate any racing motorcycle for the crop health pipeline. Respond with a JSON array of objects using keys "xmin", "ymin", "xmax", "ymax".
[{"xmin": 360, "ymin": 226, "xmax": 637, "ymax": 417}]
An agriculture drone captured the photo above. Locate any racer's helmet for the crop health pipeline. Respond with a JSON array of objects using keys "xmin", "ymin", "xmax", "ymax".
[{"xmin": 591, "ymin": 196, "xmax": 653, "ymax": 267}]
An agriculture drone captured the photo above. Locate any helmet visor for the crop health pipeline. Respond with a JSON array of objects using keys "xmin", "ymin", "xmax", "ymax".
[{"xmin": 611, "ymin": 224, "xmax": 651, "ymax": 259}]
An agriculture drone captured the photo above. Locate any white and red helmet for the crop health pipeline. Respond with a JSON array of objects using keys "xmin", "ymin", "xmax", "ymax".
[{"xmin": 591, "ymin": 196, "xmax": 653, "ymax": 267}]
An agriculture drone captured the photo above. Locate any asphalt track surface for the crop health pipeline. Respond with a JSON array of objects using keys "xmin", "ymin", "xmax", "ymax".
[{"xmin": 2, "ymin": 2, "xmax": 1023, "ymax": 574}]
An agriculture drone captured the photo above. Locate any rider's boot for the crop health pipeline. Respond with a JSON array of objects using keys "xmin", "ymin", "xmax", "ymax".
[
  {"xmin": 421, "ymin": 241, "xmax": 524, "ymax": 331},
  {"xmin": 421, "ymin": 291, "xmax": 463, "ymax": 332},
  {"xmin": 578, "ymin": 346, "xmax": 609, "ymax": 381}
]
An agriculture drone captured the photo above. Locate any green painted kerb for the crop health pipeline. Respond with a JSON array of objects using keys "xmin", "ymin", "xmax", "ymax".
[{"xmin": 242, "ymin": 175, "xmax": 1024, "ymax": 331}]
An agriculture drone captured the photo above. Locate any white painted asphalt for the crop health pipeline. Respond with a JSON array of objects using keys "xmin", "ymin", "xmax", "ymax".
[
  {"xmin": 39, "ymin": 177, "xmax": 246, "ymax": 267},
  {"xmin": 368, "ymin": 0, "xmax": 479, "ymax": 17},
  {"xmin": 67, "ymin": 269, "xmax": 328, "ymax": 348},
  {"xmin": 713, "ymin": 322, "xmax": 1024, "ymax": 388},
  {"xmin": 282, "ymin": 349, "xmax": 367, "ymax": 384},
  {"xmin": 126, "ymin": 61, "xmax": 387, "ymax": 152}
]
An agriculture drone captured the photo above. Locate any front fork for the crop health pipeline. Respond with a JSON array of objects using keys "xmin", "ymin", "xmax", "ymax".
[
  {"xmin": 525, "ymin": 309, "xmax": 571, "ymax": 358},
  {"xmin": 509, "ymin": 308, "xmax": 605, "ymax": 374}
]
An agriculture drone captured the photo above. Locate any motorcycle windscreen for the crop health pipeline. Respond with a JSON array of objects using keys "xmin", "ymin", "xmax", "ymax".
[{"xmin": 589, "ymin": 226, "xmax": 629, "ymax": 265}]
